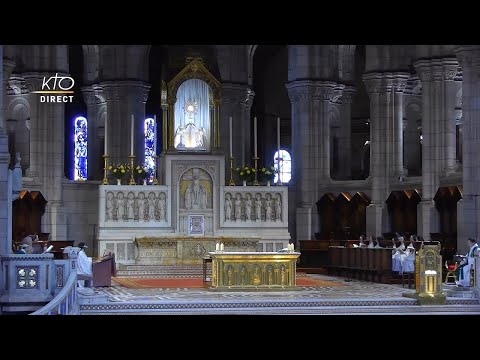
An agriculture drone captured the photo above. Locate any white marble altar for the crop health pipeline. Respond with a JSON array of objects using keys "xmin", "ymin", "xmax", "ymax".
[{"xmin": 97, "ymin": 155, "xmax": 290, "ymax": 266}]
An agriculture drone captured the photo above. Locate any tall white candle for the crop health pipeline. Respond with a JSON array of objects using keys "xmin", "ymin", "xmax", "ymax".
[
  {"xmin": 104, "ymin": 118, "xmax": 108, "ymax": 156},
  {"xmin": 229, "ymin": 116, "xmax": 233, "ymax": 157},
  {"xmin": 153, "ymin": 115, "xmax": 157, "ymax": 155},
  {"xmin": 130, "ymin": 114, "xmax": 134, "ymax": 156},
  {"xmin": 277, "ymin": 117, "xmax": 281, "ymax": 155},
  {"xmin": 254, "ymin": 117, "xmax": 257, "ymax": 158}
]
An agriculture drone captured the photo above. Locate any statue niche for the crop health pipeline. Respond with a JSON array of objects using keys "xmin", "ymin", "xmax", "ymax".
[
  {"xmin": 181, "ymin": 168, "xmax": 212, "ymax": 210},
  {"xmin": 165, "ymin": 58, "xmax": 221, "ymax": 152},
  {"xmin": 173, "ymin": 79, "xmax": 211, "ymax": 151}
]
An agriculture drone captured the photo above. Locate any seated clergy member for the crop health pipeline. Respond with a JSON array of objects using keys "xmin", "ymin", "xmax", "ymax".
[
  {"xmin": 456, "ymin": 237, "xmax": 479, "ymax": 287},
  {"xmin": 76, "ymin": 242, "xmax": 93, "ymax": 287}
]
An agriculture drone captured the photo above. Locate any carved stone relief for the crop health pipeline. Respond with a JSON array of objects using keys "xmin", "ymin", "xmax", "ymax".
[{"xmin": 105, "ymin": 190, "xmax": 168, "ymax": 222}]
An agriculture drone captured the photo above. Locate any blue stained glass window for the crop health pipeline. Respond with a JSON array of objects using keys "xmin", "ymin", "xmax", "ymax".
[
  {"xmin": 273, "ymin": 149, "xmax": 292, "ymax": 183},
  {"xmin": 74, "ymin": 116, "xmax": 88, "ymax": 181},
  {"xmin": 144, "ymin": 118, "xmax": 155, "ymax": 181}
]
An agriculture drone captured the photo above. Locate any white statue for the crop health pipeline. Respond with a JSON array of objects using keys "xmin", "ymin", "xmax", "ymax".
[
  {"xmin": 254, "ymin": 194, "xmax": 262, "ymax": 221},
  {"xmin": 234, "ymin": 194, "xmax": 242, "ymax": 220},
  {"xmin": 157, "ymin": 192, "xmax": 167, "ymax": 221},
  {"xmin": 264, "ymin": 194, "xmax": 272, "ymax": 221},
  {"xmin": 185, "ymin": 176, "xmax": 207, "ymax": 209},
  {"xmin": 147, "ymin": 192, "xmax": 156, "ymax": 221},
  {"xmin": 127, "ymin": 192, "xmax": 135, "ymax": 220},
  {"xmin": 225, "ymin": 193, "xmax": 233, "ymax": 221},
  {"xmin": 245, "ymin": 193, "xmax": 253, "ymax": 221},
  {"xmin": 117, "ymin": 192, "xmax": 126, "ymax": 221},
  {"xmin": 137, "ymin": 192, "xmax": 146, "ymax": 221},
  {"xmin": 106, "ymin": 192, "xmax": 115, "ymax": 220},
  {"xmin": 274, "ymin": 194, "xmax": 282, "ymax": 221}
]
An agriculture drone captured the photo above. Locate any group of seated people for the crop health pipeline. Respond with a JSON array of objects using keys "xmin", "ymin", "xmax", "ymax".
[{"xmin": 353, "ymin": 234, "xmax": 418, "ymax": 274}]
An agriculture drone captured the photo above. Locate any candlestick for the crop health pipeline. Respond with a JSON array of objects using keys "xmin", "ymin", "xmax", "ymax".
[
  {"xmin": 220, "ymin": 242, "xmax": 224, "ymax": 252},
  {"xmin": 128, "ymin": 155, "xmax": 136, "ymax": 185},
  {"xmin": 254, "ymin": 116, "xmax": 257, "ymax": 158},
  {"xmin": 229, "ymin": 157, "xmax": 235, "ymax": 186},
  {"xmin": 104, "ymin": 118, "xmax": 108, "ymax": 156},
  {"xmin": 130, "ymin": 114, "xmax": 134, "ymax": 156},
  {"xmin": 253, "ymin": 155, "xmax": 259, "ymax": 186},
  {"xmin": 229, "ymin": 116, "xmax": 233, "ymax": 157},
  {"xmin": 277, "ymin": 117, "xmax": 280, "ymax": 155},
  {"xmin": 102, "ymin": 155, "xmax": 109, "ymax": 185},
  {"xmin": 153, "ymin": 115, "xmax": 157, "ymax": 155},
  {"xmin": 152, "ymin": 155, "xmax": 159, "ymax": 185},
  {"xmin": 215, "ymin": 243, "xmax": 219, "ymax": 252}
]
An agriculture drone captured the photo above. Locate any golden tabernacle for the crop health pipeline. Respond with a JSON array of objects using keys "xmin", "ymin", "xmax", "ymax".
[{"xmin": 210, "ymin": 252, "xmax": 300, "ymax": 290}]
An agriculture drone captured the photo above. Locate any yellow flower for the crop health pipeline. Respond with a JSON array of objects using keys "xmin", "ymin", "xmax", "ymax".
[
  {"xmin": 121, "ymin": 170, "xmax": 126, "ymax": 173},
  {"xmin": 113, "ymin": 169, "xmax": 117, "ymax": 173},
  {"xmin": 261, "ymin": 167, "xmax": 266, "ymax": 172},
  {"xmin": 240, "ymin": 172, "xmax": 244, "ymax": 176},
  {"xmin": 244, "ymin": 166, "xmax": 248, "ymax": 170},
  {"xmin": 108, "ymin": 166, "xmax": 113, "ymax": 170},
  {"xmin": 137, "ymin": 170, "xmax": 142, "ymax": 174},
  {"xmin": 246, "ymin": 170, "xmax": 250, "ymax": 174}
]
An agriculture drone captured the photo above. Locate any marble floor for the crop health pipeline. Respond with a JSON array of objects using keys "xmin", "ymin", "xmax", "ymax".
[{"xmin": 79, "ymin": 274, "xmax": 480, "ymax": 315}]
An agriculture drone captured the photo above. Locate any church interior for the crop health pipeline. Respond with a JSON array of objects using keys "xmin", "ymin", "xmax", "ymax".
[{"xmin": 1, "ymin": 44, "xmax": 480, "ymax": 315}]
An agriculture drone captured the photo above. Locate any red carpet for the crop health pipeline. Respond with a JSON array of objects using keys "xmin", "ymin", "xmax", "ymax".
[{"xmin": 113, "ymin": 276, "xmax": 345, "ymax": 289}]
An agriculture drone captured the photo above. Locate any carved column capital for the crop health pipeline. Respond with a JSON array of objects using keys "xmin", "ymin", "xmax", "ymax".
[
  {"xmin": 81, "ymin": 86, "xmax": 97, "ymax": 106},
  {"xmin": 7, "ymin": 75, "xmax": 28, "ymax": 96},
  {"xmin": 454, "ymin": 46, "xmax": 480, "ymax": 69},
  {"xmin": 362, "ymin": 72, "xmax": 392, "ymax": 94},
  {"xmin": 3, "ymin": 58, "xmax": 15, "ymax": 84},
  {"xmin": 340, "ymin": 85, "xmax": 356, "ymax": 104},
  {"xmin": 99, "ymin": 80, "xmax": 151, "ymax": 103},
  {"xmin": 286, "ymin": 80, "xmax": 338, "ymax": 103}
]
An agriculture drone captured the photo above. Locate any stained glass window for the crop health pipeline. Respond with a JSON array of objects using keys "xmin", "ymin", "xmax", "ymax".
[
  {"xmin": 144, "ymin": 117, "xmax": 155, "ymax": 181},
  {"xmin": 74, "ymin": 116, "xmax": 87, "ymax": 181},
  {"xmin": 273, "ymin": 149, "xmax": 292, "ymax": 183}
]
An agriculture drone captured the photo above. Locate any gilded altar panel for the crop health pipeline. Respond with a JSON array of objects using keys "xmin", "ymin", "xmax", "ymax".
[{"xmin": 210, "ymin": 252, "xmax": 300, "ymax": 290}]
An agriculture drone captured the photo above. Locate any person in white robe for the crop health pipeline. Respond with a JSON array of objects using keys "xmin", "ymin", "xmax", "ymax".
[
  {"xmin": 392, "ymin": 236, "xmax": 406, "ymax": 272},
  {"xmin": 456, "ymin": 237, "xmax": 479, "ymax": 287},
  {"xmin": 76, "ymin": 242, "xmax": 92, "ymax": 287},
  {"xmin": 400, "ymin": 241, "xmax": 416, "ymax": 273},
  {"xmin": 367, "ymin": 236, "xmax": 375, "ymax": 248}
]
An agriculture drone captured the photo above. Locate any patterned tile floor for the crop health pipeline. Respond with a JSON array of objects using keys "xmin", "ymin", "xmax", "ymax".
[{"xmin": 79, "ymin": 274, "xmax": 480, "ymax": 315}]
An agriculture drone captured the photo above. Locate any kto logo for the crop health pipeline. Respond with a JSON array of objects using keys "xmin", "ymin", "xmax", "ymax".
[{"xmin": 32, "ymin": 73, "xmax": 75, "ymax": 103}]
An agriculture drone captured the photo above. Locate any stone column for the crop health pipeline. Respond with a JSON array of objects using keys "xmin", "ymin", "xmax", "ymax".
[
  {"xmin": 6, "ymin": 118, "xmax": 16, "ymax": 168},
  {"xmin": 220, "ymin": 83, "xmax": 253, "ymax": 166},
  {"xmin": 286, "ymin": 80, "xmax": 341, "ymax": 241},
  {"xmin": 337, "ymin": 86, "xmax": 355, "ymax": 179},
  {"xmin": 23, "ymin": 71, "xmax": 69, "ymax": 239},
  {"xmin": 22, "ymin": 75, "xmax": 42, "ymax": 179},
  {"xmin": 363, "ymin": 73, "xmax": 393, "ymax": 237},
  {"xmin": 1, "ymin": 57, "xmax": 14, "ymax": 134},
  {"xmin": 81, "ymin": 85, "xmax": 106, "ymax": 180},
  {"xmin": 414, "ymin": 60, "xmax": 450, "ymax": 239},
  {"xmin": 455, "ymin": 46, "xmax": 480, "ymax": 254},
  {"xmin": 392, "ymin": 74, "xmax": 409, "ymax": 177},
  {"xmin": 0, "ymin": 46, "xmax": 13, "ymax": 255},
  {"xmin": 442, "ymin": 59, "xmax": 461, "ymax": 175},
  {"xmin": 100, "ymin": 81, "xmax": 150, "ymax": 165}
]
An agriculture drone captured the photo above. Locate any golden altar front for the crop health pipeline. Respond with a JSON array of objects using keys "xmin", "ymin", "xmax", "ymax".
[{"xmin": 210, "ymin": 252, "xmax": 301, "ymax": 290}]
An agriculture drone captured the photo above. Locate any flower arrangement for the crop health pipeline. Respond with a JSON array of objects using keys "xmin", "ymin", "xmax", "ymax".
[
  {"xmin": 235, "ymin": 165, "xmax": 256, "ymax": 183},
  {"xmin": 259, "ymin": 165, "xmax": 278, "ymax": 182},
  {"xmin": 108, "ymin": 163, "xmax": 130, "ymax": 179},
  {"xmin": 135, "ymin": 163, "xmax": 151, "ymax": 181}
]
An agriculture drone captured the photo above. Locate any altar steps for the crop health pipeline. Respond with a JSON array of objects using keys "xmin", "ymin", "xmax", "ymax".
[{"xmin": 116, "ymin": 264, "xmax": 210, "ymax": 278}]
